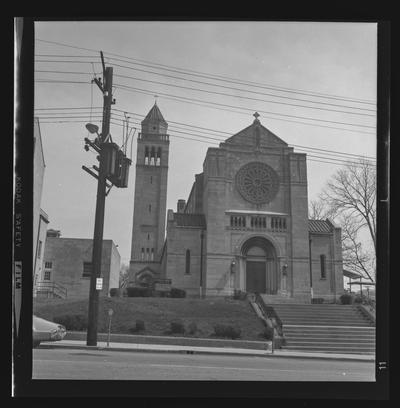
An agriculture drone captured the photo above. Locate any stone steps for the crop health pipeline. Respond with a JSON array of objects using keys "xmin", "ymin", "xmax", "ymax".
[
  {"xmin": 278, "ymin": 321, "xmax": 371, "ymax": 326},
  {"xmin": 258, "ymin": 300, "xmax": 375, "ymax": 354},
  {"xmin": 283, "ymin": 326, "xmax": 375, "ymax": 340},
  {"xmin": 283, "ymin": 345, "xmax": 375, "ymax": 354},
  {"xmin": 284, "ymin": 336, "xmax": 375, "ymax": 344}
]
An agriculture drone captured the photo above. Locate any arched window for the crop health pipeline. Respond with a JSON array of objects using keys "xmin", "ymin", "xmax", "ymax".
[
  {"xmin": 150, "ymin": 147, "xmax": 156, "ymax": 165},
  {"xmin": 151, "ymin": 248, "xmax": 154, "ymax": 261},
  {"xmin": 156, "ymin": 147, "xmax": 161, "ymax": 166},
  {"xmin": 141, "ymin": 248, "xmax": 145, "ymax": 260},
  {"xmin": 185, "ymin": 249, "xmax": 190, "ymax": 274},
  {"xmin": 146, "ymin": 248, "xmax": 150, "ymax": 260},
  {"xmin": 320, "ymin": 255, "xmax": 326, "ymax": 279},
  {"xmin": 144, "ymin": 146, "xmax": 149, "ymax": 165}
]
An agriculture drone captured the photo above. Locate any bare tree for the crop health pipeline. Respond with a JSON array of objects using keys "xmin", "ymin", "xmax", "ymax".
[
  {"xmin": 310, "ymin": 159, "xmax": 376, "ymax": 281},
  {"xmin": 119, "ymin": 263, "xmax": 130, "ymax": 289},
  {"xmin": 339, "ymin": 212, "xmax": 375, "ymax": 282},
  {"xmin": 309, "ymin": 198, "xmax": 338, "ymax": 220}
]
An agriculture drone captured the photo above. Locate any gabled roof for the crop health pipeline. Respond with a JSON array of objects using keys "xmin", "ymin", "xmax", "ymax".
[
  {"xmin": 141, "ymin": 103, "xmax": 167, "ymax": 125},
  {"xmin": 309, "ymin": 219, "xmax": 333, "ymax": 233},
  {"xmin": 173, "ymin": 213, "xmax": 206, "ymax": 228},
  {"xmin": 224, "ymin": 117, "xmax": 288, "ymax": 148}
]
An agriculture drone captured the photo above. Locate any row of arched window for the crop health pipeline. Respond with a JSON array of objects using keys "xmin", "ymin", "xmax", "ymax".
[
  {"xmin": 141, "ymin": 248, "xmax": 154, "ymax": 261},
  {"xmin": 144, "ymin": 146, "xmax": 161, "ymax": 166},
  {"xmin": 250, "ymin": 216, "xmax": 267, "ymax": 229},
  {"xmin": 271, "ymin": 217, "xmax": 287, "ymax": 230},
  {"xmin": 229, "ymin": 215, "xmax": 288, "ymax": 230},
  {"xmin": 230, "ymin": 216, "xmax": 246, "ymax": 228}
]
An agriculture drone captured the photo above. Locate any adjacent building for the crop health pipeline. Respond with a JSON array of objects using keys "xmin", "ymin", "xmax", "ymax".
[
  {"xmin": 33, "ymin": 117, "xmax": 49, "ymax": 296},
  {"xmin": 130, "ymin": 105, "xmax": 344, "ymax": 302},
  {"xmin": 39, "ymin": 230, "xmax": 121, "ymax": 299}
]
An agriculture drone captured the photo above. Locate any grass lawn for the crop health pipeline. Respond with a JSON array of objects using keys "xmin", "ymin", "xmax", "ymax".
[{"xmin": 33, "ymin": 296, "xmax": 266, "ymax": 341}]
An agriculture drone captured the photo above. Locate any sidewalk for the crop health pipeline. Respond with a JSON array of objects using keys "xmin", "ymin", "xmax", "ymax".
[{"xmin": 39, "ymin": 339, "xmax": 375, "ymax": 362}]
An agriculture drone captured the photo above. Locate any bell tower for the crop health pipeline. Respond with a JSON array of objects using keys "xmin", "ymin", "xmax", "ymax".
[{"xmin": 129, "ymin": 102, "xmax": 170, "ymax": 282}]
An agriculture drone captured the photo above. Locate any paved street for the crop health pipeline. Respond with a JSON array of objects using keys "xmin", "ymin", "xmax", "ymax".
[{"xmin": 33, "ymin": 348, "xmax": 375, "ymax": 381}]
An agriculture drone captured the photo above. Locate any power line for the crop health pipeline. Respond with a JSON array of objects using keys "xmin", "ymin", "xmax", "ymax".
[
  {"xmin": 102, "ymin": 54, "xmax": 376, "ymax": 105},
  {"xmin": 35, "ymin": 69, "xmax": 375, "ymax": 117},
  {"xmin": 35, "ymin": 66, "xmax": 376, "ymax": 113},
  {"xmin": 35, "ymin": 80, "xmax": 375, "ymax": 135},
  {"xmin": 111, "ymin": 108, "xmax": 376, "ymax": 160},
  {"xmin": 37, "ymin": 115, "xmax": 375, "ymax": 167},
  {"xmin": 35, "ymin": 106, "xmax": 376, "ymax": 160},
  {"xmin": 35, "ymin": 79, "xmax": 90, "ymax": 84},
  {"xmin": 114, "ymin": 83, "xmax": 376, "ymax": 129},
  {"xmin": 34, "ymin": 39, "xmax": 376, "ymax": 105},
  {"xmin": 110, "ymin": 111, "xmax": 376, "ymax": 162},
  {"xmin": 39, "ymin": 119, "xmax": 374, "ymax": 168}
]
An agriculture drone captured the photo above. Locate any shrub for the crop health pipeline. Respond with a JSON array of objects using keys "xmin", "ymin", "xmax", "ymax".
[
  {"xmin": 340, "ymin": 293, "xmax": 354, "ymax": 305},
  {"xmin": 354, "ymin": 294, "xmax": 368, "ymax": 304},
  {"xmin": 126, "ymin": 287, "xmax": 152, "ymax": 297},
  {"xmin": 187, "ymin": 321, "xmax": 198, "ymax": 335},
  {"xmin": 262, "ymin": 326, "xmax": 274, "ymax": 340},
  {"xmin": 233, "ymin": 289, "xmax": 247, "ymax": 300},
  {"xmin": 170, "ymin": 288, "xmax": 186, "ymax": 298},
  {"xmin": 53, "ymin": 314, "xmax": 88, "ymax": 331},
  {"xmin": 129, "ymin": 319, "xmax": 145, "ymax": 333},
  {"xmin": 311, "ymin": 297, "xmax": 324, "ymax": 304},
  {"xmin": 135, "ymin": 319, "xmax": 145, "ymax": 332},
  {"xmin": 213, "ymin": 324, "xmax": 241, "ymax": 339},
  {"xmin": 170, "ymin": 319, "xmax": 185, "ymax": 334},
  {"xmin": 109, "ymin": 288, "xmax": 120, "ymax": 297}
]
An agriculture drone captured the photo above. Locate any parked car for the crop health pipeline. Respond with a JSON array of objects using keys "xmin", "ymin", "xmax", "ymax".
[{"xmin": 33, "ymin": 315, "xmax": 66, "ymax": 348}]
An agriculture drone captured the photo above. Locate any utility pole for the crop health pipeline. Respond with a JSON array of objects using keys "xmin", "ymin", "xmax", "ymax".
[
  {"xmin": 199, "ymin": 229, "xmax": 204, "ymax": 298},
  {"xmin": 86, "ymin": 62, "xmax": 114, "ymax": 346},
  {"xmin": 309, "ymin": 238, "xmax": 313, "ymax": 302}
]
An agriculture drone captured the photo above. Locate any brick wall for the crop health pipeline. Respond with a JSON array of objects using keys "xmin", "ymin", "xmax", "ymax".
[{"xmin": 43, "ymin": 238, "xmax": 119, "ymax": 299}]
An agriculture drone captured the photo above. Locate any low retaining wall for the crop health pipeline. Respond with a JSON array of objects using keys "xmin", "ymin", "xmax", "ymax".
[{"xmin": 66, "ymin": 331, "xmax": 270, "ymax": 351}]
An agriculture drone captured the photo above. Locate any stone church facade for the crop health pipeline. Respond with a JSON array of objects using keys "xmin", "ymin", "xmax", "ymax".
[{"xmin": 129, "ymin": 104, "xmax": 344, "ymax": 302}]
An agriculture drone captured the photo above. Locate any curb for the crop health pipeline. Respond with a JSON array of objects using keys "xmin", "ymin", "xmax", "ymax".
[
  {"xmin": 38, "ymin": 342, "xmax": 375, "ymax": 362},
  {"xmin": 38, "ymin": 343, "xmax": 271, "ymax": 357}
]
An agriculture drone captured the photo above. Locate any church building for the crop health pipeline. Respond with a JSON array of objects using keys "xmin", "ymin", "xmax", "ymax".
[{"xmin": 129, "ymin": 104, "xmax": 344, "ymax": 302}]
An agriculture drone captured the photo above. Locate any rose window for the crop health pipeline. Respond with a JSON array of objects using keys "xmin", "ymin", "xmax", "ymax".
[{"xmin": 235, "ymin": 162, "xmax": 279, "ymax": 204}]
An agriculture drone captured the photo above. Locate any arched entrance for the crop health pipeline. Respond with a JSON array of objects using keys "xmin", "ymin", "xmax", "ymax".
[
  {"xmin": 242, "ymin": 236, "xmax": 278, "ymax": 294},
  {"xmin": 136, "ymin": 268, "xmax": 156, "ymax": 287}
]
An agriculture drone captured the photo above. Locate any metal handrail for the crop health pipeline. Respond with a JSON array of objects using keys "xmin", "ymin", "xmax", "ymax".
[
  {"xmin": 254, "ymin": 293, "xmax": 284, "ymax": 336},
  {"xmin": 36, "ymin": 281, "xmax": 67, "ymax": 299}
]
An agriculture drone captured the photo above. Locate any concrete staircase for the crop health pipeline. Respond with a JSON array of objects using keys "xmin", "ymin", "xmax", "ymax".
[{"xmin": 260, "ymin": 300, "xmax": 375, "ymax": 354}]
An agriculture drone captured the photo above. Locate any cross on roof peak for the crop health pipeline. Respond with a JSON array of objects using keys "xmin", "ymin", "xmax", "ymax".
[{"xmin": 253, "ymin": 112, "xmax": 260, "ymax": 121}]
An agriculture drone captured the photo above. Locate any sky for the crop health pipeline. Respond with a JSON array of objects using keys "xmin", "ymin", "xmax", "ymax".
[{"xmin": 33, "ymin": 21, "xmax": 377, "ymax": 265}]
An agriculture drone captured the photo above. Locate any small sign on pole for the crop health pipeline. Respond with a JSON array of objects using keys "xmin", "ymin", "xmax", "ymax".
[
  {"xmin": 96, "ymin": 278, "xmax": 103, "ymax": 290},
  {"xmin": 107, "ymin": 308, "xmax": 113, "ymax": 348}
]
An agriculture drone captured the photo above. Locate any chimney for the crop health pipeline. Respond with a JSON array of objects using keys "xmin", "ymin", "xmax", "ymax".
[
  {"xmin": 47, "ymin": 229, "xmax": 61, "ymax": 238},
  {"xmin": 177, "ymin": 199, "xmax": 186, "ymax": 213}
]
